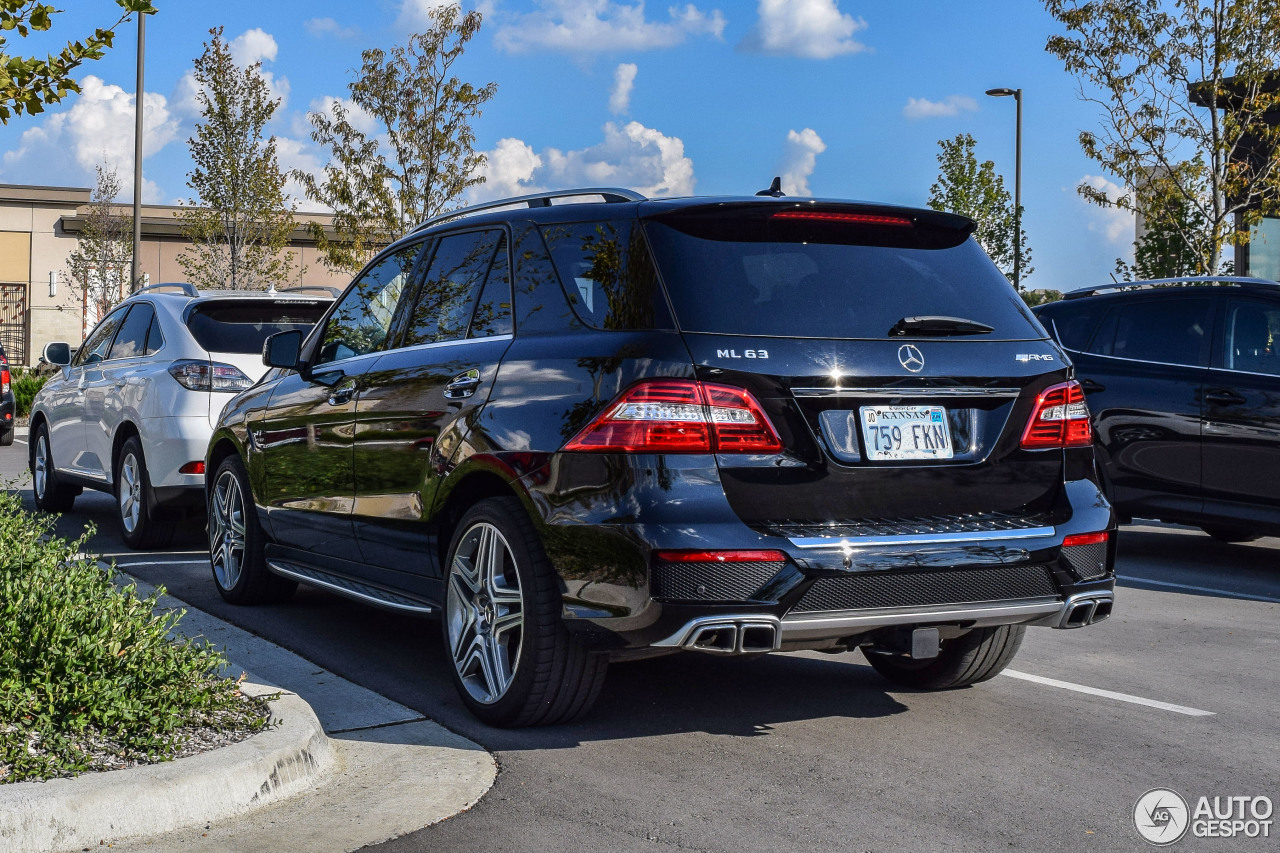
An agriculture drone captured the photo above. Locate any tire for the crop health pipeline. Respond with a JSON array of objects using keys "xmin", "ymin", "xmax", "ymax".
[
  {"xmin": 0, "ymin": 427, "xmax": 12, "ymax": 447},
  {"xmin": 115, "ymin": 436, "xmax": 175, "ymax": 550},
  {"xmin": 29, "ymin": 422, "xmax": 79, "ymax": 513},
  {"xmin": 209, "ymin": 454, "xmax": 296, "ymax": 605},
  {"xmin": 1200, "ymin": 525, "xmax": 1261, "ymax": 544},
  {"xmin": 443, "ymin": 496, "xmax": 608, "ymax": 727},
  {"xmin": 865, "ymin": 624, "xmax": 1026, "ymax": 690}
]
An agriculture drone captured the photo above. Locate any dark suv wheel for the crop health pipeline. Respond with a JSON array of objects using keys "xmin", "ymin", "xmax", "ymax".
[
  {"xmin": 209, "ymin": 455, "xmax": 296, "ymax": 605},
  {"xmin": 865, "ymin": 625, "xmax": 1027, "ymax": 690},
  {"xmin": 444, "ymin": 497, "xmax": 608, "ymax": 726}
]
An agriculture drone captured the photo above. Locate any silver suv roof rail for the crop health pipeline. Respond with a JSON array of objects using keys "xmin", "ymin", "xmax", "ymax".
[
  {"xmin": 412, "ymin": 187, "xmax": 646, "ymax": 234},
  {"xmin": 133, "ymin": 282, "xmax": 200, "ymax": 298},
  {"xmin": 279, "ymin": 285, "xmax": 342, "ymax": 298}
]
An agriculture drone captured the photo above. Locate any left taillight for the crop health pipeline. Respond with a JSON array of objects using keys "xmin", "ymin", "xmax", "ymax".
[
  {"xmin": 1, "ymin": 363, "xmax": 9, "ymax": 396},
  {"xmin": 1021, "ymin": 380, "xmax": 1092, "ymax": 449},
  {"xmin": 564, "ymin": 379, "xmax": 783, "ymax": 454},
  {"xmin": 168, "ymin": 360, "xmax": 253, "ymax": 393}
]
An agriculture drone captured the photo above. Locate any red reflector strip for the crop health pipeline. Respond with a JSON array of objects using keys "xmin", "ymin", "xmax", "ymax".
[
  {"xmin": 179, "ymin": 461, "xmax": 207, "ymax": 475},
  {"xmin": 1062, "ymin": 531, "xmax": 1108, "ymax": 548},
  {"xmin": 772, "ymin": 210, "xmax": 913, "ymax": 227},
  {"xmin": 654, "ymin": 550, "xmax": 787, "ymax": 563}
]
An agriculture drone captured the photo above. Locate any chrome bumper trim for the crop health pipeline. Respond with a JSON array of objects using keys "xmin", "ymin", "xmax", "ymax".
[
  {"xmin": 787, "ymin": 526, "xmax": 1057, "ymax": 549},
  {"xmin": 779, "ymin": 598, "xmax": 1063, "ymax": 641}
]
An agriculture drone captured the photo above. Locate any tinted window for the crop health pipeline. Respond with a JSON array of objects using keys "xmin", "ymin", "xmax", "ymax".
[
  {"xmin": 469, "ymin": 236, "xmax": 513, "ymax": 338},
  {"xmin": 404, "ymin": 230, "xmax": 501, "ymax": 346},
  {"xmin": 108, "ymin": 303, "xmax": 154, "ymax": 360},
  {"xmin": 1039, "ymin": 302, "xmax": 1103, "ymax": 351},
  {"xmin": 74, "ymin": 308, "xmax": 127, "ymax": 366},
  {"xmin": 318, "ymin": 243, "xmax": 423, "ymax": 365},
  {"xmin": 145, "ymin": 314, "xmax": 165, "ymax": 355},
  {"xmin": 511, "ymin": 222, "xmax": 581, "ymax": 335},
  {"xmin": 542, "ymin": 220, "xmax": 673, "ymax": 330},
  {"xmin": 1094, "ymin": 298, "xmax": 1212, "ymax": 366},
  {"xmin": 644, "ymin": 215, "xmax": 1040, "ymax": 340},
  {"xmin": 1225, "ymin": 300, "xmax": 1280, "ymax": 375},
  {"xmin": 189, "ymin": 300, "xmax": 328, "ymax": 355}
]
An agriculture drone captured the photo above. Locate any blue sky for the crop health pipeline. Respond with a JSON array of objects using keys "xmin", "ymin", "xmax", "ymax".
[{"xmin": 0, "ymin": 0, "xmax": 1139, "ymax": 293}]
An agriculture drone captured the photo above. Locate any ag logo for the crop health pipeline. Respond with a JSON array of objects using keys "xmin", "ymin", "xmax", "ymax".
[
  {"xmin": 897, "ymin": 344, "xmax": 925, "ymax": 373},
  {"xmin": 1134, "ymin": 789, "xmax": 1190, "ymax": 845}
]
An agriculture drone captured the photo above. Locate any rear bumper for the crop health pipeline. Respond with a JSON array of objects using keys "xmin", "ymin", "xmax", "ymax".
[
  {"xmin": 0, "ymin": 393, "xmax": 13, "ymax": 431},
  {"xmin": 141, "ymin": 415, "xmax": 212, "ymax": 489}
]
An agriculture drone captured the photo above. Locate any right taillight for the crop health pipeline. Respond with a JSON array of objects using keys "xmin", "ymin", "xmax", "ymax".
[
  {"xmin": 1, "ymin": 364, "xmax": 9, "ymax": 396},
  {"xmin": 1021, "ymin": 380, "xmax": 1092, "ymax": 449},
  {"xmin": 564, "ymin": 379, "xmax": 783, "ymax": 454}
]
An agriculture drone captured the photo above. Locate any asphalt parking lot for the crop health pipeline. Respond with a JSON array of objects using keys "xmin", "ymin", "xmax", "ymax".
[{"xmin": 3, "ymin": 432, "xmax": 1276, "ymax": 852}]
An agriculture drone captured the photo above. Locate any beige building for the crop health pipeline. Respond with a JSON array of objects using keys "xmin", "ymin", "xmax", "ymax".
[{"xmin": 0, "ymin": 183, "xmax": 347, "ymax": 366}]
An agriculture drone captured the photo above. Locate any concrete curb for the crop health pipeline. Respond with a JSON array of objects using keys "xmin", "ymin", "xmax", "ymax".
[{"xmin": 0, "ymin": 684, "xmax": 335, "ymax": 853}]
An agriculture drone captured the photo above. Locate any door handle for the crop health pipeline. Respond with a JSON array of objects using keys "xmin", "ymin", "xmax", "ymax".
[
  {"xmin": 444, "ymin": 369, "xmax": 482, "ymax": 399},
  {"xmin": 328, "ymin": 379, "xmax": 357, "ymax": 406},
  {"xmin": 1204, "ymin": 389, "xmax": 1246, "ymax": 407},
  {"xmin": 1080, "ymin": 378, "xmax": 1105, "ymax": 393}
]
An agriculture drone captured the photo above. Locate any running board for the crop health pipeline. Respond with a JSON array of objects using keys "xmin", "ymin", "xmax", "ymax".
[{"xmin": 266, "ymin": 560, "xmax": 434, "ymax": 615}]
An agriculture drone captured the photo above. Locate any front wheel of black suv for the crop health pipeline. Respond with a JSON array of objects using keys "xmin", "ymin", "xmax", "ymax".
[
  {"xmin": 1200, "ymin": 525, "xmax": 1261, "ymax": 544},
  {"xmin": 443, "ymin": 497, "xmax": 608, "ymax": 727},
  {"xmin": 209, "ymin": 455, "xmax": 296, "ymax": 605},
  {"xmin": 0, "ymin": 426, "xmax": 12, "ymax": 447},
  {"xmin": 864, "ymin": 624, "xmax": 1026, "ymax": 690}
]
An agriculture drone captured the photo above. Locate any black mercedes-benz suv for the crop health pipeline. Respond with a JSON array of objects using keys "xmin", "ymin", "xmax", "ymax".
[{"xmin": 206, "ymin": 188, "xmax": 1116, "ymax": 726}]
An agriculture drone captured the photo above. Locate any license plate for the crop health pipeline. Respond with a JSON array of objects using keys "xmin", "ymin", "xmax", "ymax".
[{"xmin": 860, "ymin": 405, "xmax": 954, "ymax": 461}]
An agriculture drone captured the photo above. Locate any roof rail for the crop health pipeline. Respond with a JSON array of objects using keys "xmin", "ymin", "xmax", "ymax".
[
  {"xmin": 133, "ymin": 282, "xmax": 199, "ymax": 298},
  {"xmin": 412, "ymin": 187, "xmax": 646, "ymax": 233},
  {"xmin": 279, "ymin": 285, "xmax": 341, "ymax": 298},
  {"xmin": 1063, "ymin": 275, "xmax": 1280, "ymax": 300}
]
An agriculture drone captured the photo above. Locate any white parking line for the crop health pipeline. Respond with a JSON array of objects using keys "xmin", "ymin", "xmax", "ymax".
[
  {"xmin": 1117, "ymin": 574, "xmax": 1280, "ymax": 604},
  {"xmin": 1002, "ymin": 670, "xmax": 1214, "ymax": 717}
]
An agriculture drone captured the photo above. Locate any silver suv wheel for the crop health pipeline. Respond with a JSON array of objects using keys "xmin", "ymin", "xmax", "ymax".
[
  {"xmin": 117, "ymin": 450, "xmax": 143, "ymax": 534},
  {"xmin": 446, "ymin": 521, "xmax": 525, "ymax": 705}
]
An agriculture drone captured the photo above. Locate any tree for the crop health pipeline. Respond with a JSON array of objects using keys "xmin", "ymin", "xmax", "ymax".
[
  {"xmin": 1044, "ymin": 0, "xmax": 1280, "ymax": 274},
  {"xmin": 927, "ymin": 133, "xmax": 1032, "ymax": 286},
  {"xmin": 0, "ymin": 0, "xmax": 156, "ymax": 122},
  {"xmin": 66, "ymin": 165, "xmax": 132, "ymax": 323},
  {"xmin": 296, "ymin": 4, "xmax": 497, "ymax": 274},
  {"xmin": 177, "ymin": 27, "xmax": 296, "ymax": 291},
  {"xmin": 1113, "ymin": 169, "xmax": 1228, "ymax": 280}
]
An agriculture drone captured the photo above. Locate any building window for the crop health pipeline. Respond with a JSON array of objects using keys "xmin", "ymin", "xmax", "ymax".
[{"xmin": 1247, "ymin": 216, "xmax": 1280, "ymax": 281}]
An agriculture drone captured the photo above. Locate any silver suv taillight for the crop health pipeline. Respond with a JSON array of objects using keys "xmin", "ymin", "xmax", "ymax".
[{"xmin": 168, "ymin": 360, "xmax": 253, "ymax": 392}]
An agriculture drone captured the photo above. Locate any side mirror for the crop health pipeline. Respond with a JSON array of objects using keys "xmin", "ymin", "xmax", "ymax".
[
  {"xmin": 263, "ymin": 329, "xmax": 304, "ymax": 373},
  {"xmin": 42, "ymin": 342, "xmax": 71, "ymax": 366}
]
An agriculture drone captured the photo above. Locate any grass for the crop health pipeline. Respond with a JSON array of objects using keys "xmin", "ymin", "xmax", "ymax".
[{"xmin": 0, "ymin": 487, "xmax": 269, "ymax": 783}]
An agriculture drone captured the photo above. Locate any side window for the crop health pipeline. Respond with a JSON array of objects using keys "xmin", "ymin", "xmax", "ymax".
[
  {"xmin": 1107, "ymin": 297, "xmax": 1213, "ymax": 366},
  {"xmin": 404, "ymin": 229, "xmax": 502, "ymax": 346},
  {"xmin": 144, "ymin": 313, "xmax": 165, "ymax": 355},
  {"xmin": 542, "ymin": 219, "xmax": 674, "ymax": 330},
  {"xmin": 73, "ymin": 308, "xmax": 128, "ymax": 366},
  {"xmin": 1041, "ymin": 303, "xmax": 1102, "ymax": 351},
  {"xmin": 1225, "ymin": 300, "xmax": 1280, "ymax": 375},
  {"xmin": 108, "ymin": 304, "xmax": 154, "ymax": 360},
  {"xmin": 316, "ymin": 242, "xmax": 424, "ymax": 366},
  {"xmin": 468, "ymin": 236, "xmax": 513, "ymax": 338}
]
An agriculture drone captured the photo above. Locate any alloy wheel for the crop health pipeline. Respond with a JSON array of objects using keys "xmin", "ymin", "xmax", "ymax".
[
  {"xmin": 446, "ymin": 522, "xmax": 525, "ymax": 704},
  {"xmin": 33, "ymin": 435, "xmax": 48, "ymax": 500},
  {"xmin": 210, "ymin": 470, "xmax": 247, "ymax": 591},
  {"xmin": 118, "ymin": 452, "xmax": 142, "ymax": 533}
]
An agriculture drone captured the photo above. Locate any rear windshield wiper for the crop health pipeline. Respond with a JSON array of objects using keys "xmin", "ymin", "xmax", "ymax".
[{"xmin": 888, "ymin": 315, "xmax": 995, "ymax": 337}]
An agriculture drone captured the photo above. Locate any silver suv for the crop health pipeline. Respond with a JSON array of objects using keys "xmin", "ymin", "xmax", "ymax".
[{"xmin": 29, "ymin": 283, "xmax": 332, "ymax": 548}]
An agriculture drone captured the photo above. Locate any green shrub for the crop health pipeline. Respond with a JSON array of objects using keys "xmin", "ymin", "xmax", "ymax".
[
  {"xmin": 10, "ymin": 370, "xmax": 48, "ymax": 417},
  {"xmin": 0, "ymin": 489, "xmax": 267, "ymax": 782}
]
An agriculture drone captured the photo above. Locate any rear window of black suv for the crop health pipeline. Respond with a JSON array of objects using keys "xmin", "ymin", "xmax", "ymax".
[{"xmin": 643, "ymin": 206, "xmax": 1044, "ymax": 341}]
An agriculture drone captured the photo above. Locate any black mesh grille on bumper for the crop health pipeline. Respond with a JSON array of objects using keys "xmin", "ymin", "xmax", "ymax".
[
  {"xmin": 763, "ymin": 511, "xmax": 1055, "ymax": 541},
  {"xmin": 792, "ymin": 565, "xmax": 1059, "ymax": 613},
  {"xmin": 1062, "ymin": 542, "xmax": 1107, "ymax": 581},
  {"xmin": 651, "ymin": 560, "xmax": 783, "ymax": 602}
]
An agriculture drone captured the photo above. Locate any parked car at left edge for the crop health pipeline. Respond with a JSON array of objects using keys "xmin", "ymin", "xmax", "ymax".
[
  {"xmin": 28, "ymin": 283, "xmax": 333, "ymax": 548},
  {"xmin": 0, "ymin": 341, "xmax": 14, "ymax": 446}
]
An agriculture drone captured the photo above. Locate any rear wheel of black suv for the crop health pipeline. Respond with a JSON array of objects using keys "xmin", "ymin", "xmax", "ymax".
[
  {"xmin": 1200, "ymin": 525, "xmax": 1261, "ymax": 544},
  {"xmin": 209, "ymin": 454, "xmax": 296, "ymax": 605},
  {"xmin": 864, "ymin": 624, "xmax": 1026, "ymax": 690},
  {"xmin": 443, "ymin": 497, "xmax": 608, "ymax": 727}
]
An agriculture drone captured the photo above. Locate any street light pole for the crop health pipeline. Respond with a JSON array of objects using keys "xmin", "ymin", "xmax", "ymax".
[
  {"xmin": 985, "ymin": 87, "xmax": 1023, "ymax": 290},
  {"xmin": 130, "ymin": 10, "xmax": 145, "ymax": 293}
]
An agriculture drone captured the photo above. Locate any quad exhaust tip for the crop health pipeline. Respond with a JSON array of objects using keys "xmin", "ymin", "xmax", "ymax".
[
  {"xmin": 1056, "ymin": 592, "xmax": 1114, "ymax": 629},
  {"xmin": 684, "ymin": 618, "xmax": 781, "ymax": 654}
]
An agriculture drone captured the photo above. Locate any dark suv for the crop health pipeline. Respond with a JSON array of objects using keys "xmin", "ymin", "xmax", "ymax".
[
  {"xmin": 206, "ymin": 188, "xmax": 1116, "ymax": 726},
  {"xmin": 1034, "ymin": 277, "xmax": 1280, "ymax": 542},
  {"xmin": 1, "ymin": 342, "xmax": 14, "ymax": 446}
]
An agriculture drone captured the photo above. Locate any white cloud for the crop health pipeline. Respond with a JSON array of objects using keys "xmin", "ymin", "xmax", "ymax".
[
  {"xmin": 495, "ymin": 1, "xmax": 726, "ymax": 54},
  {"xmin": 274, "ymin": 135, "xmax": 330, "ymax": 212},
  {"xmin": 303, "ymin": 17, "xmax": 361, "ymax": 39},
  {"xmin": 779, "ymin": 127, "xmax": 825, "ymax": 196},
  {"xmin": 902, "ymin": 94, "xmax": 979, "ymax": 120},
  {"xmin": 229, "ymin": 28, "xmax": 278, "ymax": 66},
  {"xmin": 1, "ymin": 75, "xmax": 178, "ymax": 202},
  {"xmin": 472, "ymin": 121, "xmax": 695, "ymax": 201},
  {"xmin": 1080, "ymin": 174, "xmax": 1135, "ymax": 244},
  {"xmin": 396, "ymin": 0, "xmax": 460, "ymax": 30},
  {"xmin": 304, "ymin": 95, "xmax": 379, "ymax": 136},
  {"xmin": 740, "ymin": 0, "xmax": 867, "ymax": 59},
  {"xmin": 609, "ymin": 63, "xmax": 638, "ymax": 115}
]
